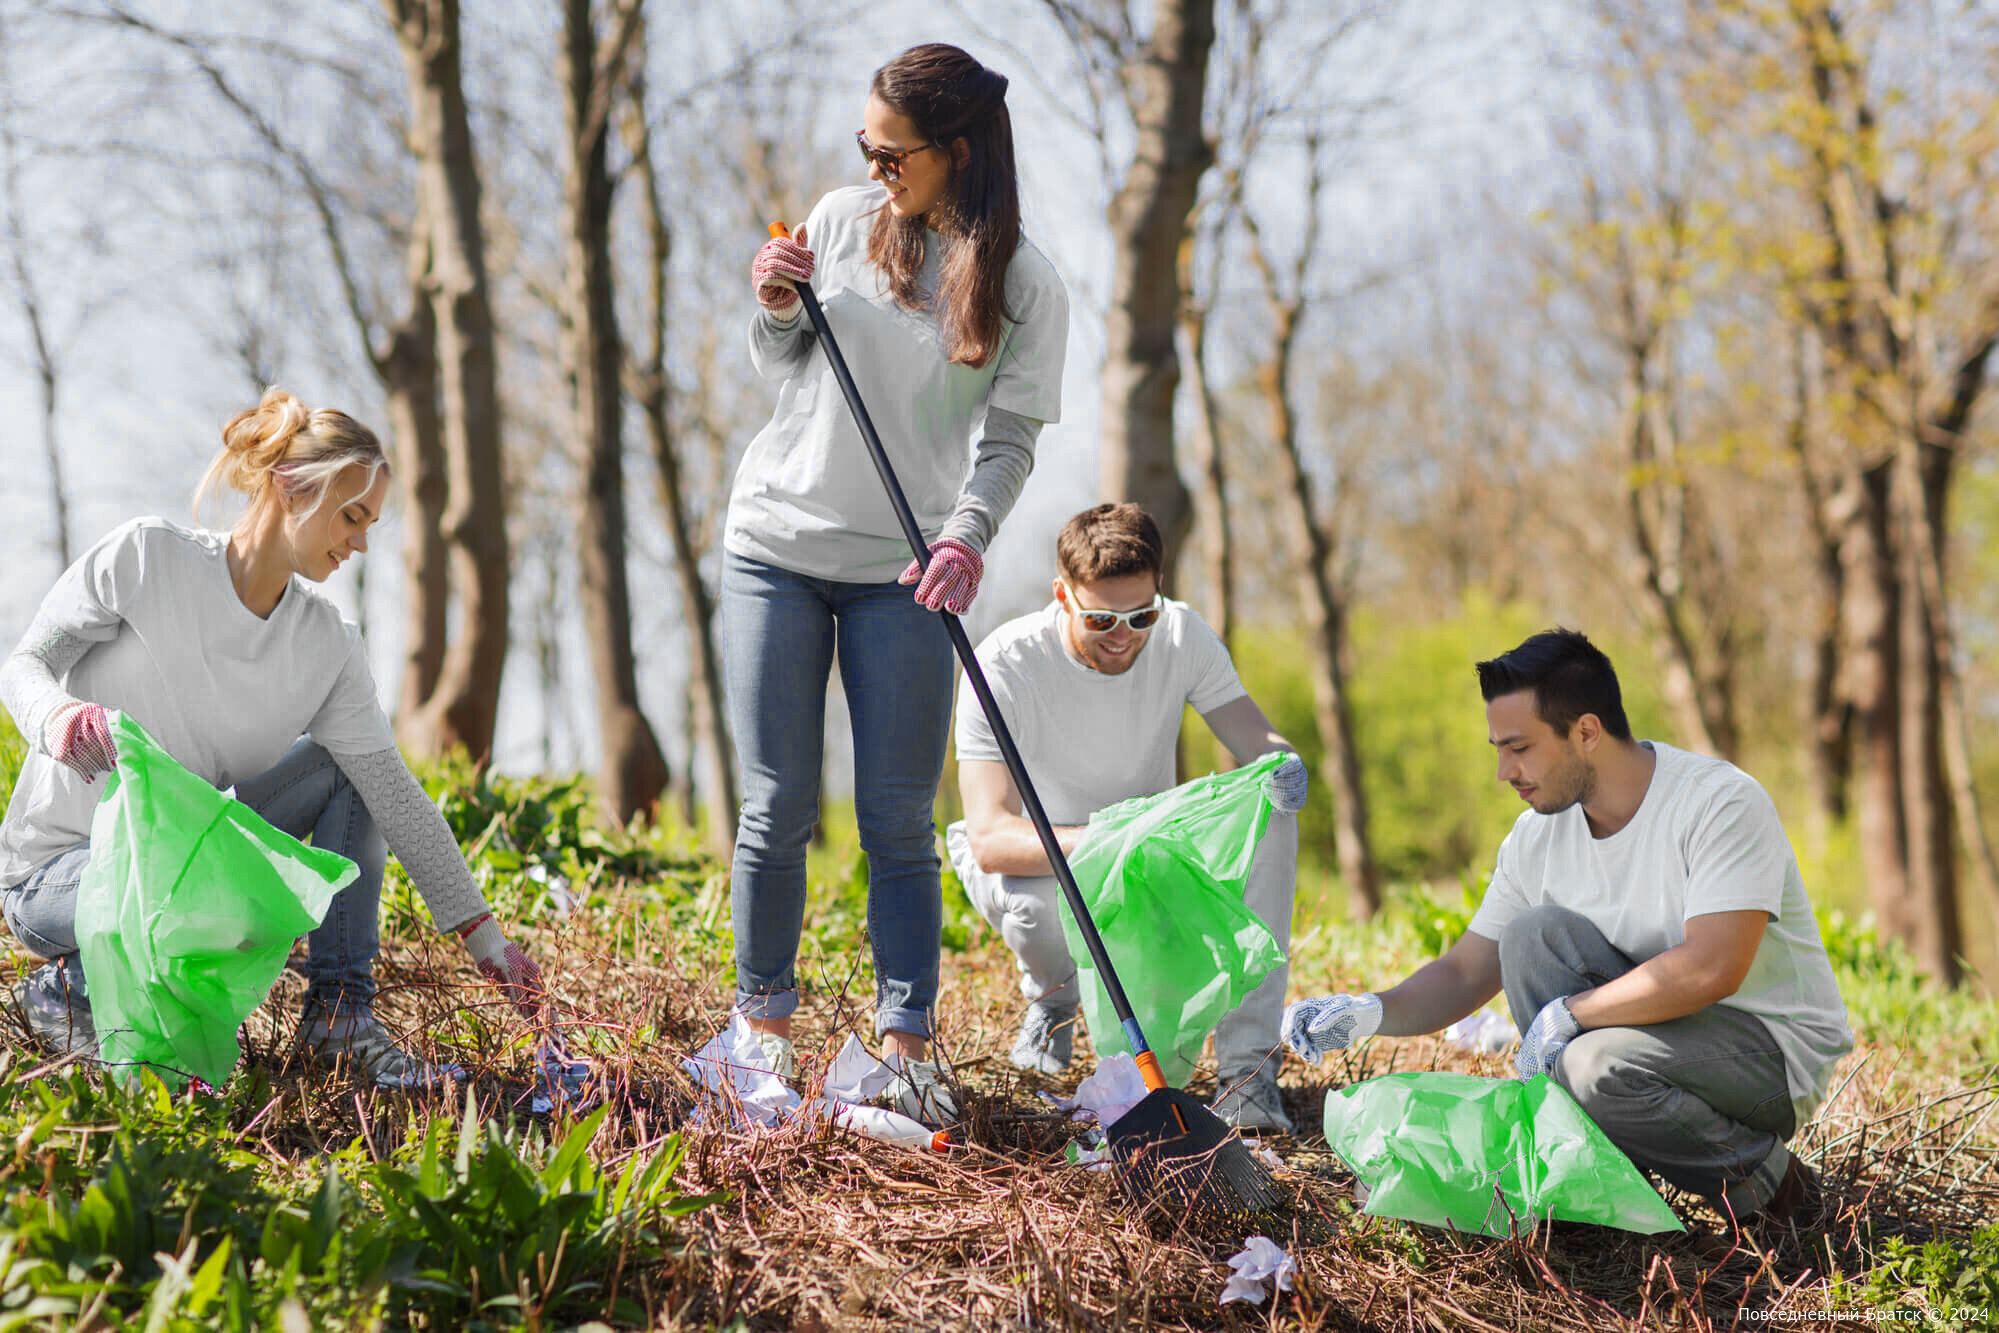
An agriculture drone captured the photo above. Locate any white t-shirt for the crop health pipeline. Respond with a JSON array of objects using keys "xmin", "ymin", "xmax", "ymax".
[
  {"xmin": 953, "ymin": 600, "xmax": 1246, "ymax": 826},
  {"xmin": 1, "ymin": 518, "xmax": 396, "ymax": 888},
  {"xmin": 1467, "ymin": 741, "xmax": 1853, "ymax": 1123},
  {"xmin": 725, "ymin": 185, "xmax": 1069, "ymax": 582}
]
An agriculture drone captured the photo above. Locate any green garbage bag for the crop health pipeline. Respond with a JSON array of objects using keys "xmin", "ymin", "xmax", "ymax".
[
  {"xmin": 74, "ymin": 712, "xmax": 356, "ymax": 1087},
  {"xmin": 1323, "ymin": 1072, "xmax": 1685, "ymax": 1236},
  {"xmin": 1058, "ymin": 752, "xmax": 1287, "ymax": 1085}
]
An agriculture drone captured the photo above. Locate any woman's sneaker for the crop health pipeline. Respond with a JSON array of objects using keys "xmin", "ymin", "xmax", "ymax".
[
  {"xmin": 886, "ymin": 1057, "xmax": 960, "ymax": 1127},
  {"xmin": 757, "ymin": 1031, "xmax": 798, "ymax": 1079},
  {"xmin": 13, "ymin": 960, "xmax": 97, "ymax": 1061},
  {"xmin": 298, "ymin": 1005, "xmax": 464, "ymax": 1090}
]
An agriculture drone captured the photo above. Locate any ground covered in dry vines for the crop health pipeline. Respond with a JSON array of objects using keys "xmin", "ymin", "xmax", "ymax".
[{"xmin": 4, "ymin": 782, "xmax": 1995, "ymax": 1332}]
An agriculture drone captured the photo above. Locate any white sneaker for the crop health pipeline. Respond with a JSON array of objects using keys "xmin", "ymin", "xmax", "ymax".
[
  {"xmin": 758, "ymin": 1031, "xmax": 797, "ymax": 1079},
  {"xmin": 887, "ymin": 1057, "xmax": 959, "ymax": 1127}
]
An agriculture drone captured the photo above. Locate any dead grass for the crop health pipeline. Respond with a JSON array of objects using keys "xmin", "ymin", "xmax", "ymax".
[{"xmin": 22, "ymin": 877, "xmax": 1999, "ymax": 1332}]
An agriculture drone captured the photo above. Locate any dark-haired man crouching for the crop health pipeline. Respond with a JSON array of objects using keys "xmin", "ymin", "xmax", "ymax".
[{"xmin": 1283, "ymin": 629, "xmax": 1852, "ymax": 1233}]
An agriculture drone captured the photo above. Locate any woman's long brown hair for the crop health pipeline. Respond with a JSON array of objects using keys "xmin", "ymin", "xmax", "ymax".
[{"xmin": 866, "ymin": 44, "xmax": 1020, "ymax": 368}]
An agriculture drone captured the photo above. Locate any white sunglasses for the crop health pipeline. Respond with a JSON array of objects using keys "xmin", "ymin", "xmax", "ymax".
[{"xmin": 1060, "ymin": 581, "xmax": 1163, "ymax": 633}]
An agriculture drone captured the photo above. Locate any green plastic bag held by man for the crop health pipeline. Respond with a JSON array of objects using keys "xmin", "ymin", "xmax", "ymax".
[
  {"xmin": 75, "ymin": 713, "xmax": 356, "ymax": 1087},
  {"xmin": 1057, "ymin": 755, "xmax": 1287, "ymax": 1087}
]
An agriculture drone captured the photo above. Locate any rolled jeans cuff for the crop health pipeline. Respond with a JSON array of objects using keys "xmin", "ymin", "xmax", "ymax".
[
  {"xmin": 734, "ymin": 985, "xmax": 800, "ymax": 1022},
  {"xmin": 874, "ymin": 1005, "xmax": 931, "ymax": 1042}
]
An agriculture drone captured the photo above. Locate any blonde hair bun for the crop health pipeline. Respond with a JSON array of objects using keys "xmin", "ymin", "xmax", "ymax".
[{"xmin": 196, "ymin": 387, "xmax": 388, "ymax": 521}]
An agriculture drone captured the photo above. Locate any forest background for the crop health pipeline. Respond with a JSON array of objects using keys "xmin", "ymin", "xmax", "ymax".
[{"xmin": 3, "ymin": 0, "xmax": 1998, "ymax": 995}]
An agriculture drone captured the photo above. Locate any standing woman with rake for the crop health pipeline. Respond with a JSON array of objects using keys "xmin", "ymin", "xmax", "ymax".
[
  {"xmin": 726, "ymin": 42, "xmax": 1069, "ymax": 1123},
  {"xmin": 0, "ymin": 389, "xmax": 550, "ymax": 1085}
]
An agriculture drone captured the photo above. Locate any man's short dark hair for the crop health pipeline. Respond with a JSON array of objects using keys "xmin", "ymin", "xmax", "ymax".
[
  {"xmin": 1476, "ymin": 628, "xmax": 1633, "ymax": 741},
  {"xmin": 1056, "ymin": 503, "xmax": 1164, "ymax": 584}
]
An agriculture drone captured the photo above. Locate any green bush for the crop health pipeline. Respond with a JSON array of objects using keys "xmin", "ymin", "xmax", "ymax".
[
  {"xmin": 0, "ymin": 1058, "xmax": 721, "ymax": 1331},
  {"xmin": 1845, "ymin": 1225, "xmax": 1999, "ymax": 1323},
  {"xmin": 354, "ymin": 1091, "xmax": 723, "ymax": 1327}
]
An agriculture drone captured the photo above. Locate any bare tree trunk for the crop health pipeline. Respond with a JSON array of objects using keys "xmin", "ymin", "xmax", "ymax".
[
  {"xmin": 1894, "ymin": 435, "xmax": 1964, "ymax": 981},
  {"xmin": 1622, "ymin": 406, "xmax": 1723, "ymax": 756},
  {"xmin": 1179, "ymin": 301, "xmax": 1233, "ymax": 645},
  {"xmin": 1255, "ymin": 302, "xmax": 1380, "ymax": 917},
  {"xmin": 562, "ymin": 0, "xmax": 665, "ymax": 825},
  {"xmin": 0, "ymin": 26, "xmax": 71, "ymax": 569},
  {"xmin": 1805, "ymin": 566, "xmax": 1852, "ymax": 825},
  {"xmin": 380, "ymin": 222, "xmax": 449, "ymax": 735},
  {"xmin": 1099, "ymin": 0, "xmax": 1215, "ymax": 578},
  {"xmin": 623, "ymin": 42, "xmax": 736, "ymax": 854},
  {"xmin": 1839, "ymin": 461, "xmax": 1912, "ymax": 935},
  {"xmin": 32, "ymin": 354, "xmax": 64, "ymax": 568},
  {"xmin": 1790, "ymin": 337, "xmax": 1852, "ymax": 826},
  {"xmin": 387, "ymin": 0, "xmax": 510, "ymax": 763}
]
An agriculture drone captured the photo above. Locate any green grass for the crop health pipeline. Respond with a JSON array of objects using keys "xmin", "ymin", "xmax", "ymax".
[{"xmin": 0, "ymin": 712, "xmax": 22, "ymax": 815}]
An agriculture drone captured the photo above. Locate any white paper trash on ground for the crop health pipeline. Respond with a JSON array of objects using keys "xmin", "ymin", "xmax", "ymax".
[
  {"xmin": 822, "ymin": 1033, "xmax": 898, "ymax": 1103},
  {"xmin": 1219, "ymin": 1236, "xmax": 1296, "ymax": 1306},
  {"xmin": 1443, "ymin": 1009, "xmax": 1519, "ymax": 1055},
  {"xmin": 683, "ymin": 1014, "xmax": 801, "ymax": 1125},
  {"xmin": 1071, "ymin": 1052, "xmax": 1149, "ymax": 1126}
]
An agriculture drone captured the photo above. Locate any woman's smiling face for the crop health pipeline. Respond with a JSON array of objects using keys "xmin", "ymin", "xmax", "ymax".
[{"xmin": 863, "ymin": 94, "xmax": 954, "ymax": 222}]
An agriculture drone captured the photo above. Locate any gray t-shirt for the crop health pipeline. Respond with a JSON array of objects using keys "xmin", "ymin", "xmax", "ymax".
[
  {"xmin": 725, "ymin": 184, "xmax": 1069, "ymax": 582},
  {"xmin": 1467, "ymin": 741, "xmax": 1854, "ymax": 1124},
  {"xmin": 1, "ymin": 518, "xmax": 395, "ymax": 888}
]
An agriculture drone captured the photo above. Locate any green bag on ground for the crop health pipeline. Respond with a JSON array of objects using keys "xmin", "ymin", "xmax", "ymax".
[
  {"xmin": 74, "ymin": 712, "xmax": 355, "ymax": 1087},
  {"xmin": 1058, "ymin": 752, "xmax": 1287, "ymax": 1085},
  {"xmin": 1323, "ymin": 1072, "xmax": 1685, "ymax": 1236}
]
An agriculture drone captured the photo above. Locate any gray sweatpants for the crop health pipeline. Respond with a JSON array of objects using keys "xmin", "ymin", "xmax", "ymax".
[
  {"xmin": 946, "ymin": 813, "xmax": 1296, "ymax": 1083},
  {"xmin": 1500, "ymin": 904, "xmax": 1797, "ymax": 1216}
]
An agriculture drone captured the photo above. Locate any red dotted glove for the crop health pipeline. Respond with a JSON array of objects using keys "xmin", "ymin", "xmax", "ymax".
[
  {"xmin": 898, "ymin": 538, "xmax": 984, "ymax": 614},
  {"xmin": 752, "ymin": 226, "xmax": 813, "ymax": 319},
  {"xmin": 456, "ymin": 913, "xmax": 547, "ymax": 1025},
  {"xmin": 47, "ymin": 702, "xmax": 117, "ymax": 782}
]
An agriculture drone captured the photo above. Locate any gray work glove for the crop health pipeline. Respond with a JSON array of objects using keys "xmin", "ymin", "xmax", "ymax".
[
  {"xmin": 1514, "ymin": 995, "xmax": 1581, "ymax": 1080},
  {"xmin": 1265, "ymin": 753, "xmax": 1309, "ymax": 815},
  {"xmin": 1281, "ymin": 992, "xmax": 1383, "ymax": 1064}
]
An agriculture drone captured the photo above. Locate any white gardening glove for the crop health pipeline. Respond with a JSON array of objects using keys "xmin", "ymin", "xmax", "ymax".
[
  {"xmin": 1281, "ymin": 992, "xmax": 1383, "ymax": 1064},
  {"xmin": 1264, "ymin": 753, "xmax": 1308, "ymax": 814},
  {"xmin": 1514, "ymin": 995, "xmax": 1581, "ymax": 1079}
]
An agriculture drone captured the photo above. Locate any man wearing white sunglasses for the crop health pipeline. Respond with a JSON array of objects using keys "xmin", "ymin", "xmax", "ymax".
[{"xmin": 946, "ymin": 502, "xmax": 1304, "ymax": 1132}]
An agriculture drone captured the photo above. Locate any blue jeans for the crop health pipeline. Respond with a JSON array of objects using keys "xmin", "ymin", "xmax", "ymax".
[
  {"xmin": 721, "ymin": 551, "xmax": 956, "ymax": 1039},
  {"xmin": 3, "ymin": 738, "xmax": 388, "ymax": 1013}
]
